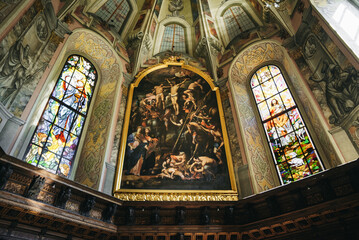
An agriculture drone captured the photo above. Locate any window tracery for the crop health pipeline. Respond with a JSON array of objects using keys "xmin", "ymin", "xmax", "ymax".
[{"xmin": 160, "ymin": 24, "xmax": 186, "ymax": 53}]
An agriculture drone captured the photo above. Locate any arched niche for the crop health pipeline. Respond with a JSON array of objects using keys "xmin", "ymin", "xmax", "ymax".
[
  {"xmin": 215, "ymin": 0, "xmax": 262, "ymax": 47},
  {"xmin": 154, "ymin": 17, "xmax": 193, "ymax": 56},
  {"xmin": 228, "ymin": 40, "xmax": 344, "ymax": 193},
  {"xmin": 13, "ymin": 28, "xmax": 124, "ymax": 190}
]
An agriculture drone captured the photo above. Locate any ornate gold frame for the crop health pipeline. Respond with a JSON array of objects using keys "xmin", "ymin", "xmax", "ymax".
[{"xmin": 113, "ymin": 57, "xmax": 238, "ymax": 201}]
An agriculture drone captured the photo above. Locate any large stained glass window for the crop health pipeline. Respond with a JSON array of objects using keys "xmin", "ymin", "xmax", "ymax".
[
  {"xmin": 95, "ymin": 0, "xmax": 131, "ymax": 34},
  {"xmin": 223, "ymin": 6, "xmax": 255, "ymax": 43},
  {"xmin": 160, "ymin": 24, "xmax": 186, "ymax": 53},
  {"xmin": 250, "ymin": 65, "xmax": 324, "ymax": 184},
  {"xmin": 24, "ymin": 55, "xmax": 97, "ymax": 178}
]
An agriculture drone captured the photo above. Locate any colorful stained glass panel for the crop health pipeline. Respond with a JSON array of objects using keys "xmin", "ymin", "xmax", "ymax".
[
  {"xmin": 269, "ymin": 65, "xmax": 280, "ymax": 76},
  {"xmin": 251, "ymin": 65, "xmax": 324, "ymax": 184},
  {"xmin": 24, "ymin": 55, "xmax": 97, "ymax": 177},
  {"xmin": 261, "ymin": 79, "xmax": 277, "ymax": 99},
  {"xmin": 273, "ymin": 74, "xmax": 287, "ymax": 92},
  {"xmin": 43, "ymin": 99, "xmax": 60, "ymax": 123},
  {"xmin": 258, "ymin": 101, "xmax": 270, "ymax": 120},
  {"xmin": 252, "ymin": 85, "xmax": 265, "ymax": 103},
  {"xmin": 280, "ymin": 89, "xmax": 295, "ymax": 109},
  {"xmin": 32, "ymin": 120, "xmax": 52, "ymax": 145},
  {"xmin": 257, "ymin": 66, "xmax": 271, "ymax": 83},
  {"xmin": 251, "ymin": 74, "xmax": 259, "ymax": 87}
]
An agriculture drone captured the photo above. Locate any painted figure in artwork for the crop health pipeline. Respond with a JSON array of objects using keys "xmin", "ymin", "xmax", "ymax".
[
  {"xmin": 121, "ymin": 67, "xmax": 231, "ymax": 190},
  {"xmin": 0, "ymin": 40, "xmax": 30, "ymax": 105},
  {"xmin": 310, "ymin": 60, "xmax": 354, "ymax": 124},
  {"xmin": 167, "ymin": 77, "xmax": 188, "ymax": 115}
]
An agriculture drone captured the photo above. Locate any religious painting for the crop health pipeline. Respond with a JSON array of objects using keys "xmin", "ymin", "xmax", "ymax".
[
  {"xmin": 150, "ymin": 18, "xmax": 157, "ymax": 38},
  {"xmin": 134, "ymin": 13, "xmax": 146, "ymax": 30},
  {"xmin": 142, "ymin": 0, "xmax": 155, "ymax": 10},
  {"xmin": 73, "ymin": 5, "xmax": 90, "ymax": 24},
  {"xmin": 92, "ymin": 21, "xmax": 115, "ymax": 43},
  {"xmin": 191, "ymin": 0, "xmax": 198, "ymax": 22},
  {"xmin": 0, "ymin": 1, "xmax": 59, "ymax": 117},
  {"xmin": 154, "ymin": 0, "xmax": 163, "ymax": 16},
  {"xmin": 114, "ymin": 58, "xmax": 237, "ymax": 201},
  {"xmin": 249, "ymin": 0, "xmax": 262, "ymax": 15},
  {"xmin": 201, "ymin": 0, "xmax": 212, "ymax": 17},
  {"xmin": 195, "ymin": 21, "xmax": 201, "ymax": 43},
  {"xmin": 207, "ymin": 20, "xmax": 218, "ymax": 39}
]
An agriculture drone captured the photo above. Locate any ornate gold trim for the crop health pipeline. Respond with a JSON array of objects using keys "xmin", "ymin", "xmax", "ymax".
[
  {"xmin": 114, "ymin": 192, "xmax": 238, "ymax": 201},
  {"xmin": 114, "ymin": 57, "xmax": 238, "ymax": 201}
]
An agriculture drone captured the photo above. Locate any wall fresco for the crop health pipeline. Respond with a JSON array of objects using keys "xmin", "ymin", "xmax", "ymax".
[
  {"xmin": 0, "ymin": 1, "xmax": 59, "ymax": 117},
  {"xmin": 71, "ymin": 31, "xmax": 122, "ymax": 189},
  {"xmin": 0, "ymin": 0, "xmax": 21, "ymax": 24}
]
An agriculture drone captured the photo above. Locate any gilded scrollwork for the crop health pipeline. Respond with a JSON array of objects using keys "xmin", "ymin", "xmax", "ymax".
[{"xmin": 114, "ymin": 192, "xmax": 238, "ymax": 202}]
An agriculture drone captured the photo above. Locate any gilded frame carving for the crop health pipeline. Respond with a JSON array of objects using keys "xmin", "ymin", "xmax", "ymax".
[{"xmin": 114, "ymin": 57, "xmax": 238, "ymax": 201}]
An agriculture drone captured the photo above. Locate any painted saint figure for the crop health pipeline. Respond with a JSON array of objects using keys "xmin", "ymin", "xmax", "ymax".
[{"xmin": 166, "ymin": 77, "xmax": 188, "ymax": 115}]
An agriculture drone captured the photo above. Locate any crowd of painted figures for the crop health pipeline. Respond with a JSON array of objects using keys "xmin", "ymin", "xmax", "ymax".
[{"xmin": 123, "ymin": 72, "xmax": 225, "ymax": 181}]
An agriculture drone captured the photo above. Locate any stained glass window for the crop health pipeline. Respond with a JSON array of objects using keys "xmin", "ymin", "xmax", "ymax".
[
  {"xmin": 251, "ymin": 65, "xmax": 324, "ymax": 184},
  {"xmin": 223, "ymin": 6, "xmax": 255, "ymax": 43},
  {"xmin": 95, "ymin": 0, "xmax": 131, "ymax": 34},
  {"xmin": 160, "ymin": 24, "xmax": 186, "ymax": 53},
  {"xmin": 24, "ymin": 55, "xmax": 97, "ymax": 178}
]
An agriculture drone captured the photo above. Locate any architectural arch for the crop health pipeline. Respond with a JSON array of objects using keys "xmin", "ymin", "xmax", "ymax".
[
  {"xmin": 228, "ymin": 40, "xmax": 343, "ymax": 193},
  {"xmin": 154, "ymin": 17, "xmax": 193, "ymax": 55},
  {"xmin": 215, "ymin": 0, "xmax": 262, "ymax": 47},
  {"xmin": 13, "ymin": 28, "xmax": 124, "ymax": 189}
]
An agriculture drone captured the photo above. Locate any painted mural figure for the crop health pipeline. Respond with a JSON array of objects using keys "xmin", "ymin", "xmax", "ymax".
[
  {"xmin": 0, "ymin": 40, "xmax": 30, "ymax": 105},
  {"xmin": 121, "ymin": 67, "xmax": 231, "ymax": 190},
  {"xmin": 310, "ymin": 60, "xmax": 354, "ymax": 124}
]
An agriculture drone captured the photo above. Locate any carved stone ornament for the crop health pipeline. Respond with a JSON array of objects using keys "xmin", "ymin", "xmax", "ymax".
[
  {"xmin": 24, "ymin": 175, "xmax": 46, "ymax": 200},
  {"xmin": 0, "ymin": 163, "xmax": 13, "ymax": 190},
  {"xmin": 168, "ymin": 0, "xmax": 184, "ymax": 17},
  {"xmin": 102, "ymin": 203, "xmax": 117, "ymax": 223},
  {"xmin": 128, "ymin": 31, "xmax": 144, "ymax": 48},
  {"xmin": 54, "ymin": 187, "xmax": 71, "ymax": 209},
  {"xmin": 79, "ymin": 196, "xmax": 96, "ymax": 217}
]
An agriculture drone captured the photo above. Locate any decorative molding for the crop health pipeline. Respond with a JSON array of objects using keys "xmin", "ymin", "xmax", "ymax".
[{"xmin": 114, "ymin": 192, "xmax": 238, "ymax": 202}]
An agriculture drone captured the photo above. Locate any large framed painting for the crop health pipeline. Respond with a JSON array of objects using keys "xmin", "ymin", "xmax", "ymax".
[{"xmin": 114, "ymin": 57, "xmax": 238, "ymax": 201}]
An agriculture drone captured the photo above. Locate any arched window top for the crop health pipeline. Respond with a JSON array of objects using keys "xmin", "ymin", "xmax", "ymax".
[
  {"xmin": 160, "ymin": 24, "xmax": 186, "ymax": 53},
  {"xmin": 24, "ymin": 55, "xmax": 98, "ymax": 177},
  {"xmin": 223, "ymin": 5, "xmax": 255, "ymax": 43},
  {"xmin": 251, "ymin": 65, "xmax": 324, "ymax": 184},
  {"xmin": 95, "ymin": 0, "xmax": 131, "ymax": 34}
]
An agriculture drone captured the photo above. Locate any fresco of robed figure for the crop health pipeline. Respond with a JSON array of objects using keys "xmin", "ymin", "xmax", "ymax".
[{"xmin": 121, "ymin": 66, "xmax": 231, "ymax": 190}]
